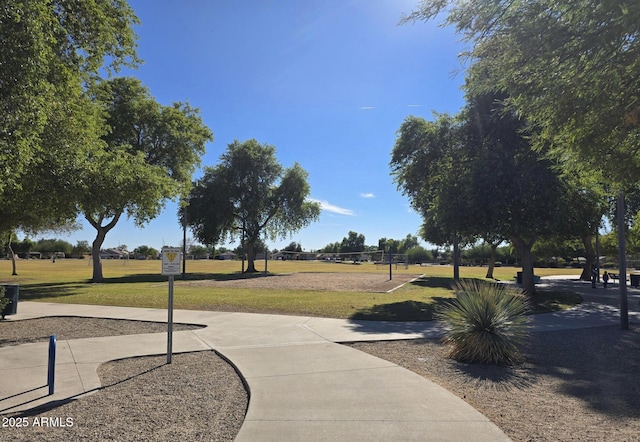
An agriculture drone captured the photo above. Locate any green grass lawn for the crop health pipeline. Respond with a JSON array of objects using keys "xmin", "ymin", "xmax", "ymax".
[{"xmin": 0, "ymin": 259, "xmax": 583, "ymax": 320}]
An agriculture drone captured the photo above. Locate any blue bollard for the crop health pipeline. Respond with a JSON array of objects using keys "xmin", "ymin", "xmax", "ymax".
[{"xmin": 48, "ymin": 335, "xmax": 56, "ymax": 395}]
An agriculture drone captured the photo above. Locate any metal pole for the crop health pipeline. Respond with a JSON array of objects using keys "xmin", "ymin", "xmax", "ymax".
[
  {"xmin": 264, "ymin": 245, "xmax": 268, "ymax": 277},
  {"xmin": 182, "ymin": 223, "xmax": 187, "ymax": 279},
  {"xmin": 48, "ymin": 335, "xmax": 56, "ymax": 395},
  {"xmin": 595, "ymin": 223, "xmax": 601, "ymax": 283},
  {"xmin": 241, "ymin": 229, "xmax": 245, "ymax": 273},
  {"xmin": 617, "ymin": 191, "xmax": 629, "ymax": 330},
  {"xmin": 453, "ymin": 235, "xmax": 460, "ymax": 281},
  {"xmin": 167, "ymin": 275, "xmax": 174, "ymax": 364},
  {"xmin": 389, "ymin": 250, "xmax": 392, "ymax": 280}
]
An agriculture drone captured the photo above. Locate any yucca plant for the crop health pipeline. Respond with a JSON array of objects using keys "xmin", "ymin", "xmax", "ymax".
[{"xmin": 437, "ymin": 279, "xmax": 531, "ymax": 365}]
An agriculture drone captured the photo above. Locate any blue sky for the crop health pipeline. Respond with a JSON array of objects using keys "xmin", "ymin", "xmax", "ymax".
[{"xmin": 59, "ymin": 0, "xmax": 467, "ymax": 252}]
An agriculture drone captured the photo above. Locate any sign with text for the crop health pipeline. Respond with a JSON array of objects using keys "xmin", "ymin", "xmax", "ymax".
[{"xmin": 162, "ymin": 248, "xmax": 181, "ymax": 276}]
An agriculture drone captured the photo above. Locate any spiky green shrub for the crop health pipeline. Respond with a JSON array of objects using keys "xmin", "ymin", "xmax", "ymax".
[{"xmin": 437, "ymin": 279, "xmax": 531, "ymax": 365}]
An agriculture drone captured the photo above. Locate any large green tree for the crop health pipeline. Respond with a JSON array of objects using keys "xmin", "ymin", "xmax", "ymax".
[
  {"xmin": 392, "ymin": 93, "xmax": 568, "ymax": 295},
  {"xmin": 466, "ymin": 92, "xmax": 569, "ymax": 294},
  {"xmin": 392, "ymin": 113, "xmax": 475, "ymax": 280},
  {"xmin": 406, "ymin": 0, "xmax": 640, "ymax": 326},
  {"xmin": 340, "ymin": 231, "xmax": 366, "ymax": 254},
  {"xmin": 391, "ymin": 109, "xmax": 483, "ymax": 281},
  {"xmin": 183, "ymin": 139, "xmax": 321, "ymax": 273},
  {"xmin": 0, "ymin": 1, "xmax": 139, "ymax": 274},
  {"xmin": 82, "ymin": 77, "xmax": 212, "ymax": 282}
]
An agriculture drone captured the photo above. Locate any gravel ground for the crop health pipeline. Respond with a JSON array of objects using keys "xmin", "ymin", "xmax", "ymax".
[
  {"xmin": 3, "ymin": 316, "xmax": 640, "ymax": 441},
  {"xmin": 351, "ymin": 324, "xmax": 640, "ymax": 442},
  {"xmin": 1, "ymin": 318, "xmax": 247, "ymax": 441},
  {"xmin": 0, "ymin": 316, "xmax": 204, "ymax": 347}
]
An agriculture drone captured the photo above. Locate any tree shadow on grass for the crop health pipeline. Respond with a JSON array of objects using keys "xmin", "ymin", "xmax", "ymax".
[
  {"xmin": 18, "ymin": 282, "xmax": 88, "ymax": 301},
  {"xmin": 349, "ymin": 297, "xmax": 453, "ymax": 322},
  {"xmin": 345, "ymin": 300, "xmax": 451, "ymax": 339},
  {"xmin": 409, "ymin": 276, "xmax": 455, "ymax": 289},
  {"xmin": 19, "ymin": 272, "xmax": 285, "ymax": 300},
  {"xmin": 104, "ymin": 271, "xmax": 282, "ymax": 284},
  {"xmin": 346, "ymin": 275, "xmax": 456, "ymax": 322}
]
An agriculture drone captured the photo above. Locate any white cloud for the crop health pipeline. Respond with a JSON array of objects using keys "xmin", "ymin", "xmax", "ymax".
[
  {"xmin": 359, "ymin": 106, "xmax": 374, "ymax": 110},
  {"xmin": 407, "ymin": 104, "xmax": 423, "ymax": 107},
  {"xmin": 360, "ymin": 193, "xmax": 376, "ymax": 199},
  {"xmin": 309, "ymin": 198, "xmax": 355, "ymax": 216}
]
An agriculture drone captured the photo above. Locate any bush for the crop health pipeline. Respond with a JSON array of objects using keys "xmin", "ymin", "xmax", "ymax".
[
  {"xmin": 437, "ymin": 279, "xmax": 531, "ymax": 365},
  {"xmin": 407, "ymin": 246, "xmax": 432, "ymax": 264}
]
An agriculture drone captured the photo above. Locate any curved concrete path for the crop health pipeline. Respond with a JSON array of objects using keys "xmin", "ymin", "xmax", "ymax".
[{"xmin": 2, "ymin": 276, "xmax": 638, "ymax": 440}]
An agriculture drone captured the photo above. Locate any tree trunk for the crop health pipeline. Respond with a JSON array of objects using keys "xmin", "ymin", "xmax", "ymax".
[
  {"xmin": 485, "ymin": 243, "xmax": 498, "ymax": 279},
  {"xmin": 86, "ymin": 212, "xmax": 122, "ymax": 283},
  {"xmin": 245, "ymin": 242, "xmax": 257, "ymax": 273},
  {"xmin": 7, "ymin": 235, "xmax": 17, "ymax": 276},
  {"xmin": 580, "ymin": 234, "xmax": 596, "ymax": 281},
  {"xmin": 91, "ymin": 229, "xmax": 107, "ymax": 282},
  {"xmin": 241, "ymin": 229, "xmax": 245, "ymax": 273},
  {"xmin": 511, "ymin": 235, "xmax": 536, "ymax": 296}
]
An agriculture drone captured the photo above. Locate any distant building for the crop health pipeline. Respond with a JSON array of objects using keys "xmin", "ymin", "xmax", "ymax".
[{"xmin": 100, "ymin": 248, "xmax": 129, "ymax": 259}]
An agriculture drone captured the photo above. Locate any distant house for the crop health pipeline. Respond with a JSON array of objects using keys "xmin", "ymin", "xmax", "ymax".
[
  {"xmin": 187, "ymin": 253, "xmax": 210, "ymax": 260},
  {"xmin": 271, "ymin": 252, "xmax": 316, "ymax": 261},
  {"xmin": 217, "ymin": 252, "xmax": 236, "ymax": 260},
  {"xmin": 100, "ymin": 248, "xmax": 129, "ymax": 259}
]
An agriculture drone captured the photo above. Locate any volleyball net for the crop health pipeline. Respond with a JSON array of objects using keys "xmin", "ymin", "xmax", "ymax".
[{"xmin": 270, "ymin": 249, "xmax": 409, "ymax": 269}]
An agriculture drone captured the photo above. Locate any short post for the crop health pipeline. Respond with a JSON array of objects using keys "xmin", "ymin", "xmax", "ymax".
[
  {"xmin": 389, "ymin": 250, "xmax": 393, "ymax": 281},
  {"xmin": 264, "ymin": 246, "xmax": 268, "ymax": 277},
  {"xmin": 167, "ymin": 274, "xmax": 174, "ymax": 364},
  {"xmin": 48, "ymin": 335, "xmax": 56, "ymax": 395}
]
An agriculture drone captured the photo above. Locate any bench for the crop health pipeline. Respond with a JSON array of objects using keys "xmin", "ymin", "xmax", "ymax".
[{"xmin": 607, "ymin": 273, "xmax": 630, "ymax": 283}]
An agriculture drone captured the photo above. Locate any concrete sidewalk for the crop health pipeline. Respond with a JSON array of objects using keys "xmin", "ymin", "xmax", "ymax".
[
  {"xmin": 1, "ymin": 303, "xmax": 500, "ymax": 441},
  {"xmin": 1, "ymin": 277, "xmax": 638, "ymax": 441}
]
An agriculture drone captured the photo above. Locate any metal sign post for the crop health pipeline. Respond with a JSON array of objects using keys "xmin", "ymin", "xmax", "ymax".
[
  {"xmin": 167, "ymin": 275, "xmax": 174, "ymax": 364},
  {"xmin": 48, "ymin": 335, "xmax": 56, "ymax": 395},
  {"xmin": 162, "ymin": 248, "xmax": 181, "ymax": 364}
]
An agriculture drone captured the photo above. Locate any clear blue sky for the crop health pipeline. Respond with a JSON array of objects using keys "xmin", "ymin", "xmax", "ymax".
[{"xmin": 59, "ymin": 0, "xmax": 467, "ymax": 252}]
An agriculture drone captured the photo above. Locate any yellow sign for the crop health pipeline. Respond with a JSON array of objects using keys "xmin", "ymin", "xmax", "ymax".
[{"xmin": 162, "ymin": 248, "xmax": 181, "ymax": 275}]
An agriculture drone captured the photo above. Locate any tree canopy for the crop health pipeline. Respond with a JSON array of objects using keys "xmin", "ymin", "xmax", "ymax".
[
  {"xmin": 405, "ymin": 0, "xmax": 638, "ymax": 321},
  {"xmin": 340, "ymin": 231, "xmax": 366, "ymax": 254},
  {"xmin": 391, "ymin": 93, "xmax": 569, "ymax": 294},
  {"xmin": 0, "ymin": 0, "xmax": 139, "ymax": 211},
  {"xmin": 182, "ymin": 139, "xmax": 321, "ymax": 273},
  {"xmin": 82, "ymin": 77, "xmax": 213, "ymax": 282},
  {"xmin": 0, "ymin": 0, "xmax": 140, "ymax": 274},
  {"xmin": 405, "ymin": 0, "xmax": 640, "ymax": 190}
]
